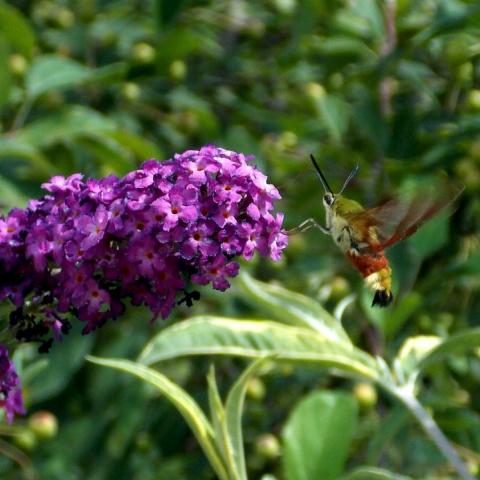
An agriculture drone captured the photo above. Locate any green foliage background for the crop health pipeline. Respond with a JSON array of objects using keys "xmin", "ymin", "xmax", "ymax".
[{"xmin": 0, "ymin": 0, "xmax": 480, "ymax": 478}]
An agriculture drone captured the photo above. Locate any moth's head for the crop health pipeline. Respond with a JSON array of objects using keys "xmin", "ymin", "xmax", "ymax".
[
  {"xmin": 310, "ymin": 154, "xmax": 358, "ymax": 211},
  {"xmin": 322, "ymin": 192, "xmax": 335, "ymax": 209}
]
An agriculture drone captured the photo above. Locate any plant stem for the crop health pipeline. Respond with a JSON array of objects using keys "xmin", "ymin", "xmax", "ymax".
[
  {"xmin": 397, "ymin": 388, "xmax": 474, "ymax": 480},
  {"xmin": 0, "ymin": 438, "xmax": 36, "ymax": 480},
  {"xmin": 10, "ymin": 97, "xmax": 33, "ymax": 132}
]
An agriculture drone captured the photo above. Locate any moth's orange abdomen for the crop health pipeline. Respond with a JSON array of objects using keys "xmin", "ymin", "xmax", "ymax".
[{"xmin": 346, "ymin": 251, "xmax": 393, "ymax": 306}]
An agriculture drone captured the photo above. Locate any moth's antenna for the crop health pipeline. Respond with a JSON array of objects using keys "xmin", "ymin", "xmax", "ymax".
[
  {"xmin": 310, "ymin": 154, "xmax": 333, "ymax": 194},
  {"xmin": 339, "ymin": 165, "xmax": 359, "ymax": 195}
]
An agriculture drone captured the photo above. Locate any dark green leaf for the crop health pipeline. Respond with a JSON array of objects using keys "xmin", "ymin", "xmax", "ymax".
[
  {"xmin": 0, "ymin": 1, "xmax": 35, "ymax": 58},
  {"xmin": 0, "ymin": 34, "xmax": 12, "ymax": 110}
]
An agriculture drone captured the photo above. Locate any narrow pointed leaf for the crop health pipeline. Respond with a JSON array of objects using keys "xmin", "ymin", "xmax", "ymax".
[
  {"xmin": 207, "ymin": 367, "xmax": 239, "ymax": 480},
  {"xmin": 237, "ymin": 273, "xmax": 350, "ymax": 344},
  {"xmin": 139, "ymin": 317, "xmax": 379, "ymax": 381},
  {"xmin": 225, "ymin": 357, "xmax": 270, "ymax": 480},
  {"xmin": 343, "ymin": 467, "xmax": 412, "ymax": 480},
  {"xmin": 87, "ymin": 356, "xmax": 228, "ymax": 480}
]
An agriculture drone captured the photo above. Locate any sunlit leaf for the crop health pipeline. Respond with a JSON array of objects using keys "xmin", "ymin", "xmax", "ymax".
[
  {"xmin": 87, "ymin": 356, "xmax": 229, "ymax": 480},
  {"xmin": 237, "ymin": 273, "xmax": 351, "ymax": 343},
  {"xmin": 206, "ymin": 367, "xmax": 238, "ymax": 480},
  {"xmin": 396, "ymin": 335, "xmax": 442, "ymax": 381},
  {"xmin": 139, "ymin": 317, "xmax": 379, "ymax": 381},
  {"xmin": 225, "ymin": 357, "xmax": 270, "ymax": 480}
]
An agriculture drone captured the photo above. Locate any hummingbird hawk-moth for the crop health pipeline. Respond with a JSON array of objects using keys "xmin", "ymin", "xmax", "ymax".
[{"xmin": 291, "ymin": 155, "xmax": 463, "ymax": 307}]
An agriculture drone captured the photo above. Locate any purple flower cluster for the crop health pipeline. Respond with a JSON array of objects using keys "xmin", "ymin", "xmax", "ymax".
[
  {"xmin": 0, "ymin": 346, "xmax": 24, "ymax": 423},
  {"xmin": 0, "ymin": 146, "xmax": 287, "ymax": 346}
]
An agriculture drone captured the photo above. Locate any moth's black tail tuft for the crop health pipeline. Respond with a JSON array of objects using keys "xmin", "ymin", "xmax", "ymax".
[{"xmin": 371, "ymin": 289, "xmax": 393, "ymax": 307}]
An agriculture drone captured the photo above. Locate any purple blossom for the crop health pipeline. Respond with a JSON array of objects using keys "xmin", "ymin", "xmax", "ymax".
[
  {"xmin": 0, "ymin": 346, "xmax": 24, "ymax": 423},
  {"xmin": 76, "ymin": 205, "xmax": 110, "ymax": 250},
  {"xmin": 192, "ymin": 256, "xmax": 240, "ymax": 291},
  {"xmin": 0, "ymin": 146, "xmax": 288, "ymax": 421}
]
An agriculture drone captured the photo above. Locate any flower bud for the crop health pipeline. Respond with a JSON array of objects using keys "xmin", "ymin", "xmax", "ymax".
[
  {"xmin": 353, "ymin": 382, "xmax": 377, "ymax": 410},
  {"xmin": 28, "ymin": 411, "xmax": 58, "ymax": 439},
  {"xmin": 255, "ymin": 433, "xmax": 281, "ymax": 459},
  {"xmin": 246, "ymin": 377, "xmax": 266, "ymax": 401},
  {"xmin": 467, "ymin": 90, "xmax": 480, "ymax": 111},
  {"xmin": 169, "ymin": 60, "xmax": 187, "ymax": 81},
  {"xmin": 9, "ymin": 54, "xmax": 28, "ymax": 76},
  {"xmin": 329, "ymin": 276, "xmax": 350, "ymax": 300},
  {"xmin": 272, "ymin": 0, "xmax": 296, "ymax": 15},
  {"xmin": 56, "ymin": 7, "xmax": 74, "ymax": 28},
  {"xmin": 14, "ymin": 430, "xmax": 37, "ymax": 451},
  {"xmin": 132, "ymin": 42, "xmax": 156, "ymax": 64},
  {"xmin": 121, "ymin": 82, "xmax": 141, "ymax": 101},
  {"xmin": 304, "ymin": 82, "xmax": 326, "ymax": 100}
]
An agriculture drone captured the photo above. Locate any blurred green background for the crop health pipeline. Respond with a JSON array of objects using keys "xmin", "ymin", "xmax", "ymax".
[{"xmin": 0, "ymin": 0, "xmax": 480, "ymax": 478}]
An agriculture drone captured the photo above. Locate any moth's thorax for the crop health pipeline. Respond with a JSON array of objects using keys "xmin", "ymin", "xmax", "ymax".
[{"xmin": 329, "ymin": 213, "xmax": 352, "ymax": 253}]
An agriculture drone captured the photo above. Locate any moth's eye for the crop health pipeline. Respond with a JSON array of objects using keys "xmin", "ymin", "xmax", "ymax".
[{"xmin": 324, "ymin": 194, "xmax": 334, "ymax": 206}]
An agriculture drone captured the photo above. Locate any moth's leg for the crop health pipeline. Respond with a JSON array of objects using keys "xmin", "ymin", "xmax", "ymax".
[
  {"xmin": 347, "ymin": 228, "xmax": 380, "ymax": 256},
  {"xmin": 344, "ymin": 226, "xmax": 362, "ymax": 255},
  {"xmin": 288, "ymin": 218, "xmax": 330, "ymax": 235}
]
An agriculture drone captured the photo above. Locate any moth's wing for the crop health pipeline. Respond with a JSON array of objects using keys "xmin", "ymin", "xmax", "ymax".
[{"xmin": 345, "ymin": 181, "xmax": 464, "ymax": 253}]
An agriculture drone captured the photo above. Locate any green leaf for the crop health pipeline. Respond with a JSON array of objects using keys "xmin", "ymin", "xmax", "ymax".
[
  {"xmin": 14, "ymin": 106, "xmax": 116, "ymax": 148},
  {"xmin": 343, "ymin": 466, "xmax": 412, "ymax": 480},
  {"xmin": 76, "ymin": 136, "xmax": 136, "ymax": 176},
  {"xmin": 0, "ymin": 34, "xmax": 12, "ymax": 110},
  {"xmin": 237, "ymin": 273, "xmax": 351, "ymax": 344},
  {"xmin": 26, "ymin": 55, "xmax": 93, "ymax": 99},
  {"xmin": 282, "ymin": 391, "xmax": 358, "ymax": 480},
  {"xmin": 395, "ymin": 335, "xmax": 442, "ymax": 382},
  {"xmin": 108, "ymin": 130, "xmax": 163, "ymax": 161},
  {"xmin": 0, "ymin": 2, "xmax": 35, "ymax": 58},
  {"xmin": 154, "ymin": 0, "xmax": 194, "ymax": 27},
  {"xmin": 0, "ymin": 173, "xmax": 29, "ymax": 209},
  {"xmin": 139, "ymin": 317, "xmax": 379, "ymax": 382},
  {"xmin": 407, "ymin": 214, "xmax": 450, "ymax": 261},
  {"xmin": 314, "ymin": 93, "xmax": 351, "ymax": 142},
  {"xmin": 206, "ymin": 367, "xmax": 238, "ymax": 480},
  {"xmin": 350, "ymin": 0, "xmax": 384, "ymax": 39},
  {"xmin": 383, "ymin": 292, "xmax": 422, "ymax": 338},
  {"xmin": 417, "ymin": 328, "xmax": 480, "ymax": 371},
  {"xmin": 0, "ymin": 138, "xmax": 55, "ymax": 178},
  {"xmin": 87, "ymin": 356, "xmax": 229, "ymax": 480},
  {"xmin": 315, "ymin": 36, "xmax": 375, "ymax": 60},
  {"xmin": 225, "ymin": 358, "xmax": 270, "ymax": 480},
  {"xmin": 28, "ymin": 323, "xmax": 94, "ymax": 403}
]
